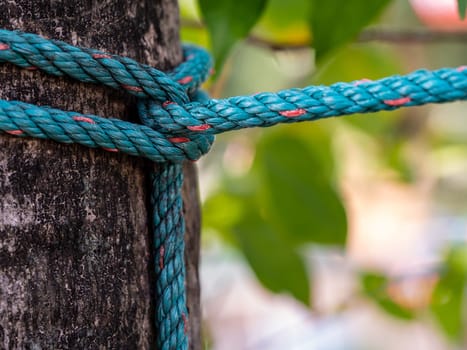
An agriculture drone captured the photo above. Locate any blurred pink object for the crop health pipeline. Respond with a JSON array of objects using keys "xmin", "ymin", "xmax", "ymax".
[{"xmin": 410, "ymin": 0, "xmax": 467, "ymax": 31}]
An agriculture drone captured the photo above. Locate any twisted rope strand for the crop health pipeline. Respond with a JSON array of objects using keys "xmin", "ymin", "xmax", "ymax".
[
  {"xmin": 0, "ymin": 30, "xmax": 212, "ymax": 104},
  {"xmin": 151, "ymin": 163, "xmax": 188, "ymax": 350},
  {"xmin": 0, "ymin": 100, "xmax": 213, "ymax": 162},
  {"xmin": 138, "ymin": 66, "xmax": 467, "ymax": 136}
]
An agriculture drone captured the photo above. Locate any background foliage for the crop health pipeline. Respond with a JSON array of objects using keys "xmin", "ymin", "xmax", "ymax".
[{"xmin": 181, "ymin": 0, "xmax": 467, "ymax": 347}]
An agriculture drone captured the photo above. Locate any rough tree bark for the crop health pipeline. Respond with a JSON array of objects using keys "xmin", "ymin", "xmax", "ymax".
[{"xmin": 0, "ymin": 1, "xmax": 201, "ymax": 349}]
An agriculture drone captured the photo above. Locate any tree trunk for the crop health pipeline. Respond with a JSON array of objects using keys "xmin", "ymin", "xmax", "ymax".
[{"xmin": 0, "ymin": 1, "xmax": 201, "ymax": 349}]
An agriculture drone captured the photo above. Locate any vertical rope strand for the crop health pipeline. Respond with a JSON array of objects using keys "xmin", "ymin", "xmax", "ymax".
[{"xmin": 151, "ymin": 163, "xmax": 188, "ymax": 350}]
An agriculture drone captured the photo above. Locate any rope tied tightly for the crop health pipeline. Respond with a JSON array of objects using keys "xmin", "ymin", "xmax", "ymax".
[{"xmin": 0, "ymin": 29, "xmax": 466, "ymax": 350}]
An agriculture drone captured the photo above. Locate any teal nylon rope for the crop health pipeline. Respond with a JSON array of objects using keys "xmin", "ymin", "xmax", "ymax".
[{"xmin": 0, "ymin": 29, "xmax": 466, "ymax": 349}]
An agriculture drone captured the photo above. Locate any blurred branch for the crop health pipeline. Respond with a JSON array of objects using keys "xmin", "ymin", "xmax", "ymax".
[
  {"xmin": 245, "ymin": 36, "xmax": 309, "ymax": 51},
  {"xmin": 248, "ymin": 30, "xmax": 467, "ymax": 51},
  {"xmin": 181, "ymin": 18, "xmax": 467, "ymax": 50},
  {"xmin": 359, "ymin": 29, "xmax": 467, "ymax": 43},
  {"xmin": 180, "ymin": 18, "xmax": 205, "ymax": 29}
]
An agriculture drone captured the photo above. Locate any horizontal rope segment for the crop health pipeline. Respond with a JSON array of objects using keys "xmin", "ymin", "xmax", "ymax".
[
  {"xmin": 0, "ymin": 100, "xmax": 213, "ymax": 162},
  {"xmin": 139, "ymin": 66, "xmax": 467, "ymax": 135},
  {"xmin": 0, "ymin": 29, "xmax": 212, "ymax": 104}
]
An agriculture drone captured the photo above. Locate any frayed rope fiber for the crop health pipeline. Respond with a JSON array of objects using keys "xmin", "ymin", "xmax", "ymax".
[{"xmin": 0, "ymin": 29, "xmax": 466, "ymax": 349}]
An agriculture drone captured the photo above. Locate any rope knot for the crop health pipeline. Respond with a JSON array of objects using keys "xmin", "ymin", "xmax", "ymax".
[{"xmin": 0, "ymin": 30, "xmax": 215, "ymax": 162}]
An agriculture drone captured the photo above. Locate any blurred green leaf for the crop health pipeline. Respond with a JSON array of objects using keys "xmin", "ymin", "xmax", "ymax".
[
  {"xmin": 430, "ymin": 246, "xmax": 467, "ymax": 341},
  {"xmin": 459, "ymin": 0, "xmax": 467, "ymax": 19},
  {"xmin": 253, "ymin": 0, "xmax": 311, "ymax": 46},
  {"xmin": 202, "ymin": 172, "xmax": 311, "ymax": 304},
  {"xmin": 386, "ymin": 142, "xmax": 414, "ymax": 182},
  {"xmin": 314, "ymin": 45, "xmax": 400, "ymax": 85},
  {"xmin": 180, "ymin": 26, "xmax": 210, "ymax": 48},
  {"xmin": 309, "ymin": 0, "xmax": 392, "ymax": 61},
  {"xmin": 376, "ymin": 299, "xmax": 416, "ymax": 320},
  {"xmin": 203, "ymin": 191, "xmax": 244, "ymax": 242},
  {"xmin": 291, "ymin": 123, "xmax": 336, "ymax": 179},
  {"xmin": 430, "ymin": 276, "xmax": 464, "ymax": 341},
  {"xmin": 199, "ymin": 0, "xmax": 268, "ymax": 71},
  {"xmin": 255, "ymin": 132, "xmax": 347, "ymax": 246},
  {"xmin": 362, "ymin": 272, "xmax": 386, "ymax": 292},
  {"xmin": 447, "ymin": 245, "xmax": 467, "ymax": 275},
  {"xmin": 234, "ymin": 206, "xmax": 310, "ymax": 305},
  {"xmin": 179, "ymin": 0, "xmax": 202, "ymax": 20},
  {"xmin": 361, "ymin": 273, "xmax": 415, "ymax": 320}
]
